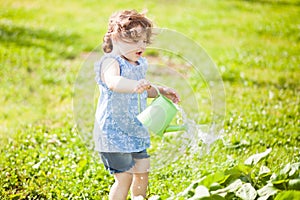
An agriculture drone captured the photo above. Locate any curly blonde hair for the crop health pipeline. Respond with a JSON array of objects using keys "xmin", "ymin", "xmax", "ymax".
[{"xmin": 102, "ymin": 10, "xmax": 153, "ymax": 53}]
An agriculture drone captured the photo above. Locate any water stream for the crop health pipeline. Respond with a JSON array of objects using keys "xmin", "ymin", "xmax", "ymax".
[{"xmin": 149, "ymin": 106, "xmax": 223, "ymax": 171}]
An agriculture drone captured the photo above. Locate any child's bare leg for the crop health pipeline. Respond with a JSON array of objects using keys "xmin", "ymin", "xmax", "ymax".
[
  {"xmin": 131, "ymin": 172, "xmax": 149, "ymax": 199},
  {"xmin": 130, "ymin": 158, "xmax": 150, "ymax": 199},
  {"xmin": 109, "ymin": 172, "xmax": 133, "ymax": 200}
]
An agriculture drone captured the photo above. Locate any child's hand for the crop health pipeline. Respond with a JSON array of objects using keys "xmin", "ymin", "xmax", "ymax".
[
  {"xmin": 134, "ymin": 79, "xmax": 151, "ymax": 94},
  {"xmin": 161, "ymin": 87, "xmax": 180, "ymax": 104}
]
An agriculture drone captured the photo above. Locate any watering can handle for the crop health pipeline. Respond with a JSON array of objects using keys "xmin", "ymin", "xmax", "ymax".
[{"xmin": 138, "ymin": 85, "xmax": 160, "ymax": 114}]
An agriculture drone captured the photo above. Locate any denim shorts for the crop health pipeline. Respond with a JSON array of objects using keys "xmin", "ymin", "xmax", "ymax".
[{"xmin": 99, "ymin": 149, "xmax": 150, "ymax": 174}]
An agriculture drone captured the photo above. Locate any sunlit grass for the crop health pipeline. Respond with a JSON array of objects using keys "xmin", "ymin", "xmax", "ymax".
[{"xmin": 0, "ymin": 0, "xmax": 299, "ymax": 198}]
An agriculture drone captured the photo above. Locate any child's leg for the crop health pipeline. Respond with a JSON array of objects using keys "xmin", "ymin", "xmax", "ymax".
[
  {"xmin": 131, "ymin": 172, "xmax": 149, "ymax": 199},
  {"xmin": 130, "ymin": 158, "xmax": 150, "ymax": 199},
  {"xmin": 109, "ymin": 172, "xmax": 133, "ymax": 200}
]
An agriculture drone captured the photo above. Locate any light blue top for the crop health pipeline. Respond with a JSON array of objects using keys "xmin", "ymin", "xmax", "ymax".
[{"xmin": 93, "ymin": 55, "xmax": 150, "ymax": 152}]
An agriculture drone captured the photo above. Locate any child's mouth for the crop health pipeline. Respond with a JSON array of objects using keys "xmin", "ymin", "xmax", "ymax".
[{"xmin": 136, "ymin": 51, "xmax": 143, "ymax": 56}]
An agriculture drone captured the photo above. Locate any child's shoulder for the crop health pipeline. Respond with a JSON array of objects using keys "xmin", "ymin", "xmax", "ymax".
[{"xmin": 101, "ymin": 55, "xmax": 120, "ymax": 67}]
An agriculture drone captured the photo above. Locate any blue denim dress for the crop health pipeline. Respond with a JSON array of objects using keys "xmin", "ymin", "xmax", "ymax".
[{"xmin": 93, "ymin": 55, "xmax": 150, "ymax": 152}]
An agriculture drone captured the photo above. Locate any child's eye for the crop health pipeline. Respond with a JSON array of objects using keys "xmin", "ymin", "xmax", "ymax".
[{"xmin": 132, "ymin": 39, "xmax": 140, "ymax": 43}]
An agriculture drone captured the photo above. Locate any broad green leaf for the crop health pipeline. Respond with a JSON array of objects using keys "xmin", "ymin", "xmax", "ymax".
[
  {"xmin": 272, "ymin": 179, "xmax": 289, "ymax": 190},
  {"xmin": 272, "ymin": 179, "xmax": 289, "ymax": 185},
  {"xmin": 281, "ymin": 162, "xmax": 300, "ymax": 178},
  {"xmin": 259, "ymin": 165, "xmax": 271, "ymax": 176},
  {"xmin": 274, "ymin": 191, "xmax": 300, "ymax": 200},
  {"xmin": 237, "ymin": 164, "xmax": 252, "ymax": 174},
  {"xmin": 289, "ymin": 162, "xmax": 300, "ymax": 177},
  {"xmin": 209, "ymin": 182, "xmax": 223, "ymax": 191},
  {"xmin": 197, "ymin": 194, "xmax": 225, "ymax": 200},
  {"xmin": 288, "ymin": 178, "xmax": 300, "ymax": 190},
  {"xmin": 209, "ymin": 195, "xmax": 225, "ymax": 200},
  {"xmin": 257, "ymin": 183, "xmax": 278, "ymax": 199},
  {"xmin": 224, "ymin": 167, "xmax": 242, "ymax": 176},
  {"xmin": 223, "ymin": 167, "xmax": 243, "ymax": 185},
  {"xmin": 218, "ymin": 174, "xmax": 231, "ymax": 185},
  {"xmin": 224, "ymin": 192, "xmax": 235, "ymax": 199},
  {"xmin": 201, "ymin": 171, "xmax": 225, "ymax": 188},
  {"xmin": 176, "ymin": 180, "xmax": 200, "ymax": 197},
  {"xmin": 281, "ymin": 163, "xmax": 291, "ymax": 175},
  {"xmin": 257, "ymin": 196, "xmax": 271, "ymax": 200},
  {"xmin": 244, "ymin": 148, "xmax": 272, "ymax": 166},
  {"xmin": 193, "ymin": 185, "xmax": 210, "ymax": 199},
  {"xmin": 235, "ymin": 183, "xmax": 257, "ymax": 200},
  {"xmin": 211, "ymin": 179, "xmax": 243, "ymax": 195},
  {"xmin": 224, "ymin": 179, "xmax": 243, "ymax": 192},
  {"xmin": 148, "ymin": 195, "xmax": 161, "ymax": 200}
]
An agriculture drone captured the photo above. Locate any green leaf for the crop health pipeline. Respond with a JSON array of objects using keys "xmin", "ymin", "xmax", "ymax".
[
  {"xmin": 257, "ymin": 183, "xmax": 278, "ymax": 199},
  {"xmin": 281, "ymin": 163, "xmax": 292, "ymax": 175},
  {"xmin": 235, "ymin": 183, "xmax": 257, "ymax": 200},
  {"xmin": 288, "ymin": 178, "xmax": 300, "ymax": 190},
  {"xmin": 237, "ymin": 164, "xmax": 252, "ymax": 174},
  {"xmin": 257, "ymin": 196, "xmax": 272, "ymax": 200},
  {"xmin": 212, "ymin": 179, "xmax": 243, "ymax": 195},
  {"xmin": 272, "ymin": 179, "xmax": 289, "ymax": 190},
  {"xmin": 280, "ymin": 162, "xmax": 300, "ymax": 178},
  {"xmin": 259, "ymin": 166, "xmax": 271, "ymax": 176},
  {"xmin": 244, "ymin": 148, "xmax": 272, "ymax": 166},
  {"xmin": 223, "ymin": 167, "xmax": 243, "ymax": 185},
  {"xmin": 289, "ymin": 162, "xmax": 300, "ymax": 177},
  {"xmin": 209, "ymin": 182, "xmax": 223, "ymax": 191},
  {"xmin": 210, "ymin": 195, "xmax": 225, "ymax": 200},
  {"xmin": 176, "ymin": 180, "xmax": 200, "ymax": 197},
  {"xmin": 193, "ymin": 185, "xmax": 210, "ymax": 199},
  {"xmin": 226, "ymin": 179, "xmax": 244, "ymax": 193},
  {"xmin": 218, "ymin": 175, "xmax": 231, "ymax": 185},
  {"xmin": 198, "ymin": 194, "xmax": 225, "ymax": 200},
  {"xmin": 148, "ymin": 195, "xmax": 161, "ymax": 200},
  {"xmin": 224, "ymin": 192, "xmax": 235, "ymax": 199},
  {"xmin": 225, "ymin": 167, "xmax": 242, "ymax": 176},
  {"xmin": 200, "ymin": 171, "xmax": 225, "ymax": 188},
  {"xmin": 274, "ymin": 191, "xmax": 300, "ymax": 200}
]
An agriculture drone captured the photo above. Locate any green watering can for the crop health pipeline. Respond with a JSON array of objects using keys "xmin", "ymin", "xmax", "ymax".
[{"xmin": 137, "ymin": 86, "xmax": 187, "ymax": 137}]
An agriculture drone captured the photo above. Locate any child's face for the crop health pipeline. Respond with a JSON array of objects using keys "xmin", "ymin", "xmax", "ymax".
[
  {"xmin": 117, "ymin": 39, "xmax": 147, "ymax": 62},
  {"xmin": 114, "ymin": 26, "xmax": 149, "ymax": 63}
]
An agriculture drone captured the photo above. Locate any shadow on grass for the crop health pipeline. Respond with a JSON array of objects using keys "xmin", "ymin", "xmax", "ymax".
[{"xmin": 0, "ymin": 23, "xmax": 80, "ymax": 59}]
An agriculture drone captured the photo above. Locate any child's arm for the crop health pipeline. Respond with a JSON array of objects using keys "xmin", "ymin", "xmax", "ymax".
[{"xmin": 101, "ymin": 58, "xmax": 151, "ymax": 93}]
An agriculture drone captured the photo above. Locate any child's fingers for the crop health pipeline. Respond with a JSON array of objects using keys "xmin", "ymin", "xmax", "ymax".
[
  {"xmin": 134, "ymin": 79, "xmax": 151, "ymax": 93},
  {"xmin": 165, "ymin": 88, "xmax": 180, "ymax": 103}
]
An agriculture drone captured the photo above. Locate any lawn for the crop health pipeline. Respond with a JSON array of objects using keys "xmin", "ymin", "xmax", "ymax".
[{"xmin": 0, "ymin": 0, "xmax": 299, "ymax": 199}]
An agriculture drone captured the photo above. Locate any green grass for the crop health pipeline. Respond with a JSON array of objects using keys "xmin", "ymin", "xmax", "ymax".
[{"xmin": 0, "ymin": 0, "xmax": 299, "ymax": 199}]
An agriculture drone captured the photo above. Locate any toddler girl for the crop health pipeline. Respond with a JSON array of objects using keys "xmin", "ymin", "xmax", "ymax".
[{"xmin": 93, "ymin": 10, "xmax": 180, "ymax": 200}]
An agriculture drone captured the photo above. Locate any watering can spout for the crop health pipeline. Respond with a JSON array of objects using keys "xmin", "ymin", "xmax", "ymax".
[{"xmin": 164, "ymin": 125, "xmax": 187, "ymax": 133}]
